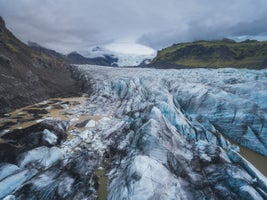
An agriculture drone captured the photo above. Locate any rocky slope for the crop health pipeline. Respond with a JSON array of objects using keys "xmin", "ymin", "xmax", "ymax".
[
  {"xmin": 0, "ymin": 17, "xmax": 83, "ymax": 114},
  {"xmin": 0, "ymin": 65, "xmax": 266, "ymax": 199},
  {"xmin": 151, "ymin": 39, "xmax": 267, "ymax": 69}
]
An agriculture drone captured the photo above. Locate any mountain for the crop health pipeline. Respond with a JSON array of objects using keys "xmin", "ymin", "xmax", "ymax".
[
  {"xmin": 66, "ymin": 51, "xmax": 118, "ymax": 66},
  {"xmin": 151, "ymin": 39, "xmax": 267, "ymax": 69},
  {"xmin": 81, "ymin": 45, "xmax": 156, "ymax": 67},
  {"xmin": 28, "ymin": 42, "xmax": 118, "ymax": 66},
  {"xmin": 0, "ymin": 16, "xmax": 83, "ymax": 114},
  {"xmin": 28, "ymin": 42, "xmax": 66, "ymax": 60}
]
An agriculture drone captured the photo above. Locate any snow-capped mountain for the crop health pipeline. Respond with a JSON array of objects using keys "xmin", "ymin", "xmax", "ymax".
[{"xmin": 79, "ymin": 43, "xmax": 156, "ymax": 67}]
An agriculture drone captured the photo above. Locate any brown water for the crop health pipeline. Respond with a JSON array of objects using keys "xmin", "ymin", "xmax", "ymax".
[
  {"xmin": 233, "ymin": 143, "xmax": 267, "ymax": 176},
  {"xmin": 0, "ymin": 96, "xmax": 88, "ymax": 133},
  {"xmin": 0, "ymin": 96, "xmax": 114, "ymax": 136},
  {"xmin": 95, "ymin": 168, "xmax": 108, "ymax": 200}
]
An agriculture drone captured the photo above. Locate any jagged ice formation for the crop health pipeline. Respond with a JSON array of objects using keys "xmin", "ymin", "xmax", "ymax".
[{"xmin": 0, "ymin": 65, "xmax": 266, "ymax": 199}]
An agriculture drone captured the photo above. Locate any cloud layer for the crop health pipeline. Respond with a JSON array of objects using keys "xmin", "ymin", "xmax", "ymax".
[{"xmin": 1, "ymin": 0, "xmax": 267, "ymax": 53}]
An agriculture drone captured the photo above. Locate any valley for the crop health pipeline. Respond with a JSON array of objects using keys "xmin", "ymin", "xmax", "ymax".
[{"xmin": 1, "ymin": 0, "xmax": 267, "ymax": 198}]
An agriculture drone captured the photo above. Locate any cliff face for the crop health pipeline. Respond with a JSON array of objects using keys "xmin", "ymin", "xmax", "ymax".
[
  {"xmin": 0, "ymin": 17, "xmax": 83, "ymax": 114},
  {"xmin": 151, "ymin": 39, "xmax": 267, "ymax": 69}
]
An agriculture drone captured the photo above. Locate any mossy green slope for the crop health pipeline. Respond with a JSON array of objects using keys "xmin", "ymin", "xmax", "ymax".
[{"xmin": 151, "ymin": 39, "xmax": 267, "ymax": 69}]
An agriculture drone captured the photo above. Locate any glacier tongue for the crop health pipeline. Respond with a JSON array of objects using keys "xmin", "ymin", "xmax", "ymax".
[
  {"xmin": 0, "ymin": 65, "xmax": 267, "ymax": 199},
  {"xmin": 78, "ymin": 65, "xmax": 267, "ymax": 156},
  {"xmin": 74, "ymin": 65, "xmax": 267, "ymax": 199}
]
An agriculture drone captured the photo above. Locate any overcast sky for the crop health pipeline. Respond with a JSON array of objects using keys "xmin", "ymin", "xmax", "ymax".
[{"xmin": 1, "ymin": 0, "xmax": 267, "ymax": 54}]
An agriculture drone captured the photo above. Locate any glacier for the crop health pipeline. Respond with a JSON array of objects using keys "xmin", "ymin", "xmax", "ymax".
[
  {"xmin": 80, "ymin": 44, "xmax": 156, "ymax": 66},
  {"xmin": 75, "ymin": 65, "xmax": 267, "ymax": 199},
  {"xmin": 0, "ymin": 65, "xmax": 266, "ymax": 199},
  {"xmin": 76, "ymin": 65, "xmax": 267, "ymax": 156}
]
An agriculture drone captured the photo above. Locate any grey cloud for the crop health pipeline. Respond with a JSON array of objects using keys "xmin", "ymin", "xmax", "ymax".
[
  {"xmin": 0, "ymin": 0, "xmax": 267, "ymax": 53},
  {"xmin": 230, "ymin": 17, "xmax": 267, "ymax": 36}
]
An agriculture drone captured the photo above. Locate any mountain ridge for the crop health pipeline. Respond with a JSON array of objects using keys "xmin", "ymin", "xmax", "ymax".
[
  {"xmin": 151, "ymin": 39, "xmax": 267, "ymax": 69},
  {"xmin": 28, "ymin": 42, "xmax": 118, "ymax": 66},
  {"xmin": 66, "ymin": 51, "xmax": 118, "ymax": 66}
]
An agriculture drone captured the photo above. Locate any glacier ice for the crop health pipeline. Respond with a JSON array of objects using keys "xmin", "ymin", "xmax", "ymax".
[
  {"xmin": 75, "ymin": 65, "xmax": 267, "ymax": 199},
  {"xmin": 17, "ymin": 146, "xmax": 63, "ymax": 169},
  {"xmin": 42, "ymin": 129, "xmax": 58, "ymax": 145},
  {"xmin": 0, "ymin": 65, "xmax": 266, "ymax": 199}
]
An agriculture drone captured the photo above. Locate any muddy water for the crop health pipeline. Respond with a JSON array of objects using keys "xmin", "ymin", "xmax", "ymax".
[
  {"xmin": 95, "ymin": 168, "xmax": 108, "ymax": 200},
  {"xmin": 0, "ymin": 96, "xmax": 89, "ymax": 133},
  {"xmin": 0, "ymin": 95, "xmax": 114, "ymax": 136},
  {"xmin": 234, "ymin": 143, "xmax": 267, "ymax": 176},
  {"xmin": 220, "ymin": 135, "xmax": 267, "ymax": 176}
]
